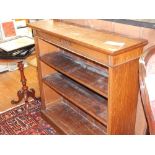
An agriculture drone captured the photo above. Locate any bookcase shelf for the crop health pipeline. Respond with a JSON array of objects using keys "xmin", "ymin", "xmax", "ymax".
[
  {"xmin": 43, "ymin": 73, "xmax": 108, "ymax": 126},
  {"xmin": 29, "ymin": 20, "xmax": 147, "ymax": 134},
  {"xmin": 42, "ymin": 99, "xmax": 107, "ymax": 135},
  {"xmin": 41, "ymin": 51, "xmax": 108, "ymax": 98}
]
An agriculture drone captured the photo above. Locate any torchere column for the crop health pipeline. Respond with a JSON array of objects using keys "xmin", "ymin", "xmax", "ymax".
[{"xmin": 11, "ymin": 61, "xmax": 37, "ymax": 115}]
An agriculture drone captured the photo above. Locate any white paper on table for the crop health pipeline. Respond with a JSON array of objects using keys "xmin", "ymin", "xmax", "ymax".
[
  {"xmin": 0, "ymin": 64, "xmax": 8, "ymax": 72},
  {"xmin": 16, "ymin": 27, "xmax": 32, "ymax": 38},
  {"xmin": 0, "ymin": 36, "xmax": 34, "ymax": 52},
  {"xmin": 0, "ymin": 62, "xmax": 28, "ymax": 73}
]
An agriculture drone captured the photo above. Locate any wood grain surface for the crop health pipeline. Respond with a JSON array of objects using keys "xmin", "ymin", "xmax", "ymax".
[
  {"xmin": 30, "ymin": 20, "xmax": 147, "ymax": 134},
  {"xmin": 29, "ymin": 20, "xmax": 147, "ymax": 55}
]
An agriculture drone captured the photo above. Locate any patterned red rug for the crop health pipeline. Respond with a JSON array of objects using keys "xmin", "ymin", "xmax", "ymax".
[{"xmin": 0, "ymin": 100, "xmax": 57, "ymax": 135}]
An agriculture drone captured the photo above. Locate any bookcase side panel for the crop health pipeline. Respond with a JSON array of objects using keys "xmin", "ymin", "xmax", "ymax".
[{"xmin": 107, "ymin": 59, "xmax": 139, "ymax": 134}]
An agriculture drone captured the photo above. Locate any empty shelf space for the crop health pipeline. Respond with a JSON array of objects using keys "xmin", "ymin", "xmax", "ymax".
[
  {"xmin": 42, "ymin": 100, "xmax": 107, "ymax": 135},
  {"xmin": 43, "ymin": 73, "xmax": 108, "ymax": 126},
  {"xmin": 41, "ymin": 52, "xmax": 108, "ymax": 97}
]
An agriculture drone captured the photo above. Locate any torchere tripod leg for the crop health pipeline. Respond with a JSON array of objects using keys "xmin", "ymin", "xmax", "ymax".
[{"xmin": 11, "ymin": 61, "xmax": 37, "ymax": 115}]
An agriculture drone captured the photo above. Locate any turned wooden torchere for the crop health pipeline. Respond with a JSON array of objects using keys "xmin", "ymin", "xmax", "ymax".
[{"xmin": 11, "ymin": 61, "xmax": 37, "ymax": 115}]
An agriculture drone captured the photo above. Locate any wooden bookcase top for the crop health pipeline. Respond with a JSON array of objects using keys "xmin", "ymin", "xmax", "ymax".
[{"xmin": 29, "ymin": 20, "xmax": 147, "ymax": 55}]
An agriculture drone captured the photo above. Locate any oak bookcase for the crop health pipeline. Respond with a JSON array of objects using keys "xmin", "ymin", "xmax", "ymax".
[{"xmin": 29, "ymin": 20, "xmax": 147, "ymax": 134}]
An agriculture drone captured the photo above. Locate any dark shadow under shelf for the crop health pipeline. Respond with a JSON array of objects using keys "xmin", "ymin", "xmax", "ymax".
[
  {"xmin": 43, "ymin": 73, "xmax": 108, "ymax": 126},
  {"xmin": 41, "ymin": 51, "xmax": 108, "ymax": 98}
]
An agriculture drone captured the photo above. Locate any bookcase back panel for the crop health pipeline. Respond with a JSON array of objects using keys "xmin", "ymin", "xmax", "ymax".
[
  {"xmin": 40, "ymin": 61, "xmax": 57, "ymax": 77},
  {"xmin": 42, "ymin": 83, "xmax": 62, "ymax": 107},
  {"xmin": 37, "ymin": 38, "xmax": 60, "ymax": 56}
]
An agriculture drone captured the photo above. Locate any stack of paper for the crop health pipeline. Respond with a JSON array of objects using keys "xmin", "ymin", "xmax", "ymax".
[
  {"xmin": 0, "ymin": 36, "xmax": 34, "ymax": 52},
  {"xmin": 0, "ymin": 61, "xmax": 28, "ymax": 73}
]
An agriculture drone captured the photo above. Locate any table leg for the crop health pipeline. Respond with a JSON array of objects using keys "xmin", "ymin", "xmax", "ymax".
[{"xmin": 11, "ymin": 61, "xmax": 37, "ymax": 115}]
